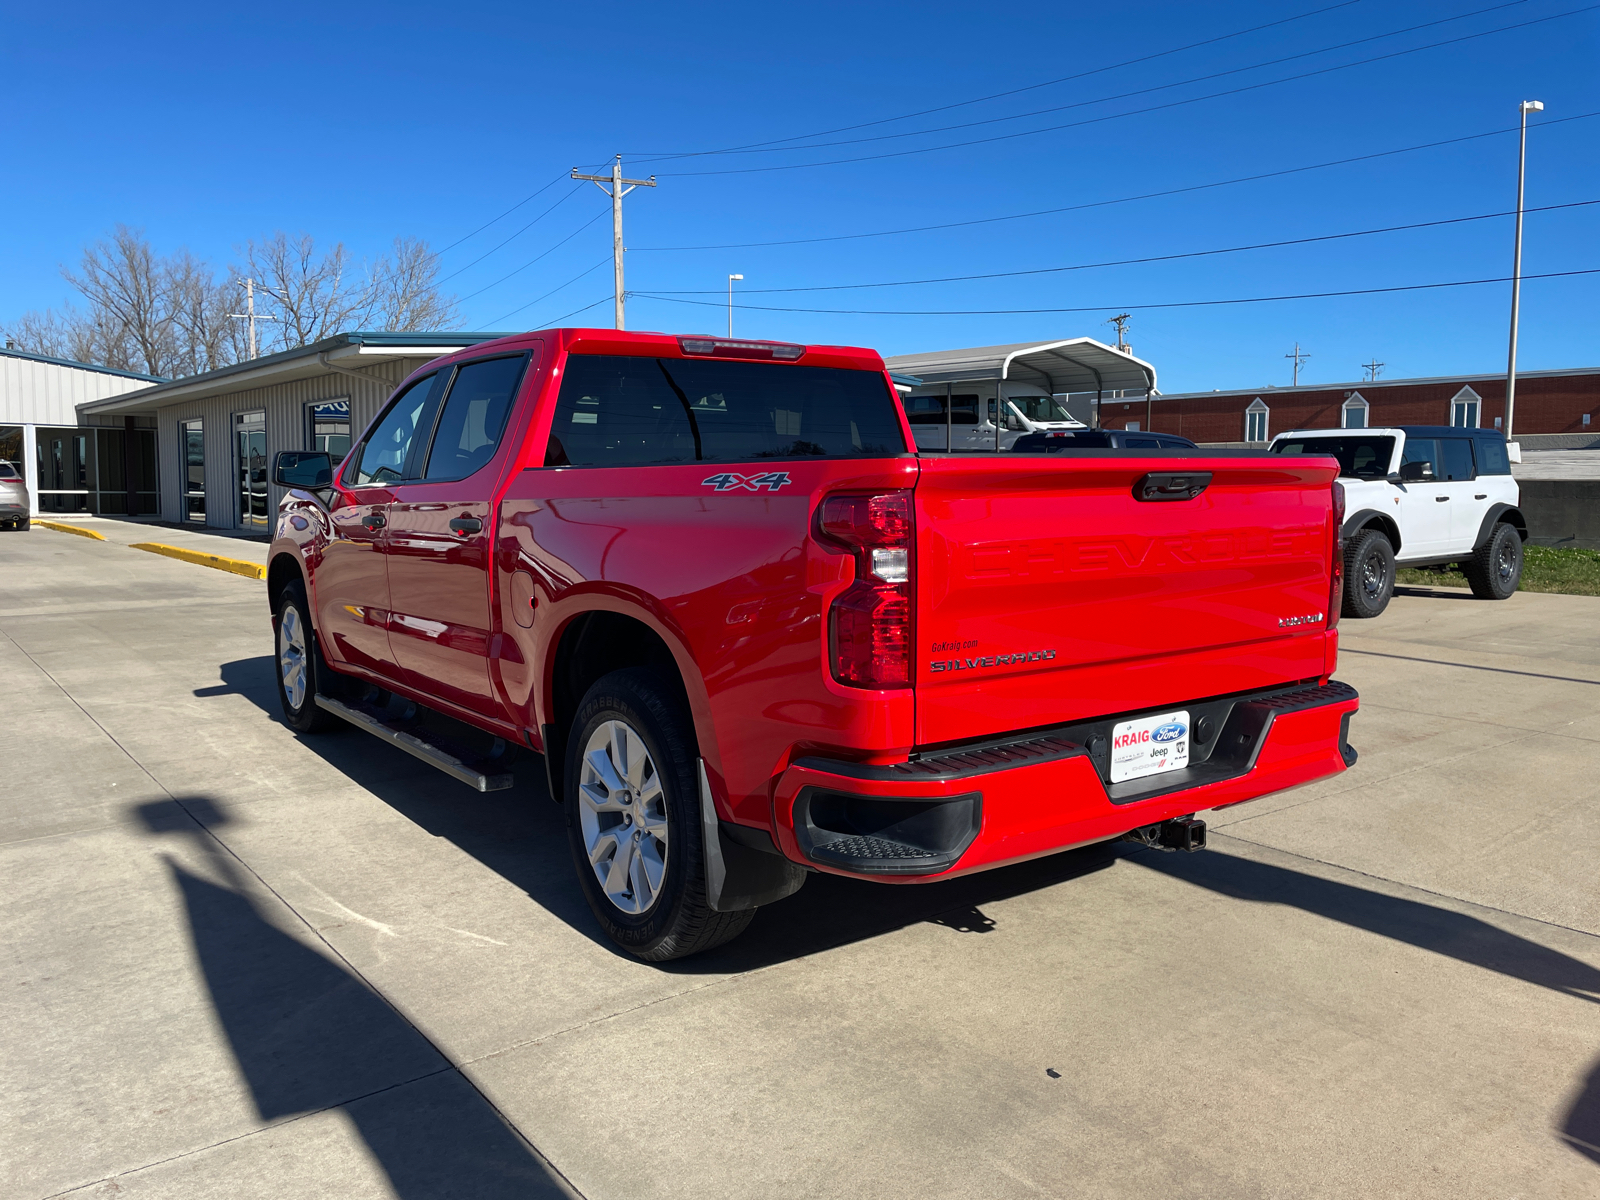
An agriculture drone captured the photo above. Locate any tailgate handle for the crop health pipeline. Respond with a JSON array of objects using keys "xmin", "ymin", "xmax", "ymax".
[{"xmin": 1134, "ymin": 471, "xmax": 1212, "ymax": 502}]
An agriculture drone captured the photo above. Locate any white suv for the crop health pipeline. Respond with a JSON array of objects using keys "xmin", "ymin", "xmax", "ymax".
[{"xmin": 1270, "ymin": 426, "xmax": 1525, "ymax": 618}]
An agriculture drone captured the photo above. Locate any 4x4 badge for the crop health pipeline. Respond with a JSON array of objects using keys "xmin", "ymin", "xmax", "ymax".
[{"xmin": 702, "ymin": 471, "xmax": 792, "ymax": 492}]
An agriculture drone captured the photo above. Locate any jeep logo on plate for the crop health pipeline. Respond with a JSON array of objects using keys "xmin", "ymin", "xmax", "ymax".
[{"xmin": 1152, "ymin": 721, "xmax": 1187, "ymax": 743}]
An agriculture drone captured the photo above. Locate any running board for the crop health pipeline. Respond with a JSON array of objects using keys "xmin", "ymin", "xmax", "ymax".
[{"xmin": 314, "ymin": 695, "xmax": 515, "ymax": 792}]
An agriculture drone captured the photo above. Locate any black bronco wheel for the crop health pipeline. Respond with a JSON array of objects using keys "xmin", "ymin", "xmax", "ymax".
[
  {"xmin": 1342, "ymin": 528, "xmax": 1395, "ymax": 619},
  {"xmin": 565, "ymin": 668, "xmax": 755, "ymax": 961},
  {"xmin": 273, "ymin": 579, "xmax": 344, "ymax": 733},
  {"xmin": 1462, "ymin": 522, "xmax": 1523, "ymax": 600}
]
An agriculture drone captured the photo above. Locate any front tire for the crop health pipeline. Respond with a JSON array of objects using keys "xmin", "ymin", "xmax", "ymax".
[
  {"xmin": 274, "ymin": 580, "xmax": 343, "ymax": 733},
  {"xmin": 1463, "ymin": 522, "xmax": 1523, "ymax": 600},
  {"xmin": 1342, "ymin": 529, "xmax": 1395, "ymax": 619},
  {"xmin": 565, "ymin": 668, "xmax": 754, "ymax": 961}
]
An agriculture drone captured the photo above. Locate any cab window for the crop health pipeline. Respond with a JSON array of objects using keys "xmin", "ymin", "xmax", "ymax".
[
  {"xmin": 350, "ymin": 374, "xmax": 438, "ymax": 486},
  {"xmin": 1476, "ymin": 437, "xmax": 1511, "ymax": 474},
  {"xmin": 423, "ymin": 354, "xmax": 529, "ymax": 481}
]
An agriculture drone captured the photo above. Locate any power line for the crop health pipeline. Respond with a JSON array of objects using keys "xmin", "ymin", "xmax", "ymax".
[
  {"xmin": 638, "ymin": 199, "xmax": 1600, "ymax": 295},
  {"xmin": 624, "ymin": 0, "xmax": 1370, "ymax": 163},
  {"xmin": 487, "ymin": 257, "xmax": 612, "ymax": 325},
  {"xmin": 634, "ymin": 111, "xmax": 1600, "ymax": 252},
  {"xmin": 639, "ymin": 0, "xmax": 1531, "ymax": 164},
  {"xmin": 436, "ymin": 184, "xmax": 587, "ymax": 285},
  {"xmin": 571, "ymin": 156, "xmax": 658, "ymax": 330},
  {"xmin": 430, "ymin": 171, "xmax": 569, "ymax": 259},
  {"xmin": 456, "ymin": 207, "xmax": 612, "ymax": 303},
  {"xmin": 629, "ymin": 267, "xmax": 1600, "ymax": 317},
  {"xmin": 658, "ymin": 4, "xmax": 1600, "ymax": 176},
  {"xmin": 541, "ymin": 294, "xmax": 615, "ymax": 327}
]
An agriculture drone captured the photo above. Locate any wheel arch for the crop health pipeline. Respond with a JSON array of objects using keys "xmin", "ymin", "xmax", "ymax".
[
  {"xmin": 1473, "ymin": 503, "xmax": 1527, "ymax": 550},
  {"xmin": 540, "ymin": 602, "xmax": 712, "ymax": 805},
  {"xmin": 1343, "ymin": 509, "xmax": 1401, "ymax": 554},
  {"xmin": 266, "ymin": 551, "xmax": 307, "ymax": 616}
]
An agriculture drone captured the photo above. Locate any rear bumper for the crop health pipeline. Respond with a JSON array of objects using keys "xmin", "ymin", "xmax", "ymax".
[{"xmin": 770, "ymin": 680, "xmax": 1359, "ymax": 882}]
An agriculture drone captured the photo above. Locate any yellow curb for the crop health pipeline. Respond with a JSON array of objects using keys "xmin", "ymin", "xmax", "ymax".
[
  {"xmin": 34, "ymin": 520, "xmax": 107, "ymax": 541},
  {"xmin": 129, "ymin": 542, "xmax": 266, "ymax": 581}
]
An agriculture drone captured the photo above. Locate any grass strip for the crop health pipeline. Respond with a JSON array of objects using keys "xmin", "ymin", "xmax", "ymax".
[
  {"xmin": 1396, "ymin": 544, "xmax": 1600, "ymax": 597},
  {"xmin": 128, "ymin": 542, "xmax": 266, "ymax": 581}
]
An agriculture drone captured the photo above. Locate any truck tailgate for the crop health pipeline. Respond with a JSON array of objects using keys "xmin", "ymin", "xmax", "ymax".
[{"xmin": 914, "ymin": 453, "xmax": 1338, "ymax": 747}]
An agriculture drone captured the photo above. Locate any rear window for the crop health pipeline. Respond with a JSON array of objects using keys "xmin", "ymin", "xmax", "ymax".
[
  {"xmin": 546, "ymin": 355, "xmax": 906, "ymax": 468},
  {"xmin": 0, "ymin": 463, "xmax": 19, "ymax": 480},
  {"xmin": 1476, "ymin": 436, "xmax": 1511, "ymax": 474},
  {"xmin": 1272, "ymin": 435, "xmax": 1395, "ymax": 479},
  {"xmin": 1438, "ymin": 437, "xmax": 1475, "ymax": 482}
]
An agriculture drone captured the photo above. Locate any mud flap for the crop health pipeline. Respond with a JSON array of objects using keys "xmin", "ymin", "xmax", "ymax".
[{"xmin": 699, "ymin": 759, "xmax": 807, "ymax": 912}]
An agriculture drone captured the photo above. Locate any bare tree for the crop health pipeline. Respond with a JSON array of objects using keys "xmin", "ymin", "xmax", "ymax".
[
  {"xmin": 369, "ymin": 236, "xmax": 459, "ymax": 332},
  {"xmin": 4, "ymin": 226, "xmax": 458, "ymax": 375},
  {"xmin": 240, "ymin": 232, "xmax": 460, "ymax": 352}
]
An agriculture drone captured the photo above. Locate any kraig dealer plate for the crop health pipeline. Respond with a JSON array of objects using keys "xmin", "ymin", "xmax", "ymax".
[{"xmin": 1109, "ymin": 710, "xmax": 1191, "ymax": 784}]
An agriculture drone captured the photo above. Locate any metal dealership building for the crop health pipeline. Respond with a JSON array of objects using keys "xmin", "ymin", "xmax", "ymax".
[{"xmin": 75, "ymin": 332, "xmax": 501, "ymax": 529}]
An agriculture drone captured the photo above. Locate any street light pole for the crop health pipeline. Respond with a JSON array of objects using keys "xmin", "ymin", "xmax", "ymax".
[
  {"xmin": 1505, "ymin": 99, "xmax": 1543, "ymax": 440},
  {"xmin": 727, "ymin": 274, "xmax": 743, "ymax": 338}
]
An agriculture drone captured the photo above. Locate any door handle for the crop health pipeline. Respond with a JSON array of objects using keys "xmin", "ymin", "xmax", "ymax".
[
  {"xmin": 1435, "ymin": 495, "xmax": 1449, "ymax": 502},
  {"xmin": 449, "ymin": 516, "xmax": 483, "ymax": 535},
  {"xmin": 363, "ymin": 512, "xmax": 387, "ymax": 530},
  {"xmin": 1475, "ymin": 493, "xmax": 1487, "ymax": 500}
]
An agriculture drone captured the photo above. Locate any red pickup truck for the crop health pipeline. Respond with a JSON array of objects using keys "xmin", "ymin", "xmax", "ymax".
[{"xmin": 268, "ymin": 328, "xmax": 1358, "ymax": 960}]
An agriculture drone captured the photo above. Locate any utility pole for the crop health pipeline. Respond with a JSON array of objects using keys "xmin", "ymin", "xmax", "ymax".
[
  {"xmin": 1106, "ymin": 312, "xmax": 1132, "ymax": 354},
  {"xmin": 1363, "ymin": 358, "xmax": 1384, "ymax": 382},
  {"xmin": 1505, "ymin": 99, "xmax": 1544, "ymax": 440},
  {"xmin": 572, "ymin": 156, "xmax": 657, "ymax": 330},
  {"xmin": 1286, "ymin": 342, "xmax": 1310, "ymax": 387},
  {"xmin": 727, "ymin": 274, "xmax": 743, "ymax": 338},
  {"xmin": 229, "ymin": 278, "xmax": 279, "ymax": 360}
]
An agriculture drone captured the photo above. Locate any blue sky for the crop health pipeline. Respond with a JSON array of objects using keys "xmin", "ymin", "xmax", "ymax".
[{"xmin": 2, "ymin": 0, "xmax": 1596, "ymax": 393}]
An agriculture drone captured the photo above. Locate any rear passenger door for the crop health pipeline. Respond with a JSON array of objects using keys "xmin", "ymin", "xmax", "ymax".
[
  {"xmin": 1436, "ymin": 436, "xmax": 1485, "ymax": 554},
  {"xmin": 385, "ymin": 350, "xmax": 535, "ymax": 718}
]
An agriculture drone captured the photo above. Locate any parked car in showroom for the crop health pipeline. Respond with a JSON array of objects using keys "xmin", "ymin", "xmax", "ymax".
[
  {"xmin": 1270, "ymin": 426, "xmax": 1524, "ymax": 618},
  {"xmin": 0, "ymin": 461, "xmax": 29, "ymax": 530},
  {"xmin": 266, "ymin": 328, "xmax": 1359, "ymax": 960}
]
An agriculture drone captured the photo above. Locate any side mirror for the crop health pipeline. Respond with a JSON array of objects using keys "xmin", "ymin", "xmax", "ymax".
[
  {"xmin": 1399, "ymin": 460, "xmax": 1434, "ymax": 482},
  {"xmin": 274, "ymin": 450, "xmax": 333, "ymax": 489}
]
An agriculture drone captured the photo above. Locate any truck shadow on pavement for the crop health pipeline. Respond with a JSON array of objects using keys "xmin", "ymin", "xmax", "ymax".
[
  {"xmin": 1128, "ymin": 847, "xmax": 1600, "ymax": 1166},
  {"xmin": 211, "ymin": 654, "xmax": 1600, "ymax": 1168},
  {"xmin": 134, "ymin": 797, "xmax": 575, "ymax": 1198}
]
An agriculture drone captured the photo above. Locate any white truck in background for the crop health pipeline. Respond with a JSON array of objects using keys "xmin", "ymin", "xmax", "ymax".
[{"xmin": 1270, "ymin": 425, "xmax": 1525, "ymax": 618}]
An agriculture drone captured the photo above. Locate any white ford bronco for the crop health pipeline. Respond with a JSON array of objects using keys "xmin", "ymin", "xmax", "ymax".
[{"xmin": 1270, "ymin": 425, "xmax": 1525, "ymax": 619}]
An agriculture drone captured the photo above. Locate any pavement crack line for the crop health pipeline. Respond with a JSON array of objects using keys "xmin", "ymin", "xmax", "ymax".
[
  {"xmin": 1206, "ymin": 831, "xmax": 1600, "ymax": 946},
  {"xmin": 36, "ymin": 1068, "xmax": 457, "ymax": 1199},
  {"xmin": 0, "ymin": 624, "xmax": 589, "ymax": 1200},
  {"xmin": 1341, "ymin": 646, "xmax": 1600, "ymax": 687}
]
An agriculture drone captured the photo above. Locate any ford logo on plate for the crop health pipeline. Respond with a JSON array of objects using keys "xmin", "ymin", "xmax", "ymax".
[{"xmin": 1152, "ymin": 722, "xmax": 1186, "ymax": 743}]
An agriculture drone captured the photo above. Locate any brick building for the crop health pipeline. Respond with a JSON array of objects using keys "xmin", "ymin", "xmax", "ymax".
[{"xmin": 1122, "ymin": 366, "xmax": 1600, "ymax": 445}]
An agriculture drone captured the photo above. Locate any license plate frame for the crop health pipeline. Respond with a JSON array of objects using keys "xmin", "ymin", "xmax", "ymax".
[{"xmin": 1109, "ymin": 709, "xmax": 1191, "ymax": 784}]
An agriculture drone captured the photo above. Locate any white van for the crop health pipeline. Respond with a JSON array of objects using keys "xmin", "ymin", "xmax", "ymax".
[{"xmin": 903, "ymin": 382, "xmax": 1086, "ymax": 452}]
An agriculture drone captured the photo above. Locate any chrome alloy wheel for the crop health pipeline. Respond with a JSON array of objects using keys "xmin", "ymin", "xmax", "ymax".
[
  {"xmin": 578, "ymin": 719, "xmax": 669, "ymax": 915},
  {"xmin": 278, "ymin": 604, "xmax": 309, "ymax": 711}
]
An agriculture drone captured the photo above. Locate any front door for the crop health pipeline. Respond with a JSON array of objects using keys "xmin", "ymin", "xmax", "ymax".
[
  {"xmin": 235, "ymin": 411, "xmax": 268, "ymax": 530},
  {"xmin": 1394, "ymin": 436, "xmax": 1453, "ymax": 559},
  {"xmin": 385, "ymin": 351, "xmax": 533, "ymax": 719},
  {"xmin": 315, "ymin": 372, "xmax": 441, "ymax": 680}
]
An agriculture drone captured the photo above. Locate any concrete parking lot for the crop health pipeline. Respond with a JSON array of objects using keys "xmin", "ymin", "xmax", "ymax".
[{"xmin": 4, "ymin": 523, "xmax": 1598, "ymax": 1199}]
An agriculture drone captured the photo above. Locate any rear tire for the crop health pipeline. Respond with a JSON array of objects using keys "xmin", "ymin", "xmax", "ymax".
[
  {"xmin": 273, "ymin": 579, "xmax": 344, "ymax": 733},
  {"xmin": 1462, "ymin": 522, "xmax": 1523, "ymax": 600},
  {"xmin": 1342, "ymin": 528, "xmax": 1395, "ymax": 619},
  {"xmin": 565, "ymin": 668, "xmax": 754, "ymax": 961}
]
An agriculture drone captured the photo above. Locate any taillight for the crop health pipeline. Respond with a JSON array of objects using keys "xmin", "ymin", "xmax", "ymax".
[
  {"xmin": 816, "ymin": 492, "xmax": 913, "ymax": 688},
  {"xmin": 1328, "ymin": 481, "xmax": 1346, "ymax": 630}
]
